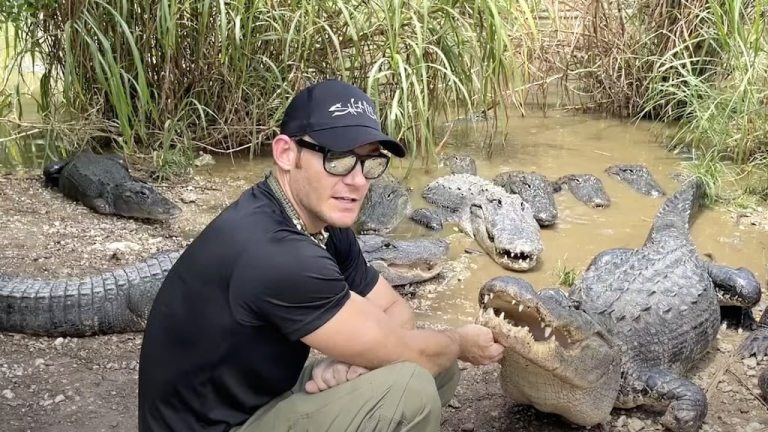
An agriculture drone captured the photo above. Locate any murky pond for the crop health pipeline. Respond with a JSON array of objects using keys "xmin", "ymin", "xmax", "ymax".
[
  {"xmin": 163, "ymin": 111, "xmax": 767, "ymax": 327},
  {"xmin": 2, "ymin": 110, "xmax": 765, "ymax": 327}
]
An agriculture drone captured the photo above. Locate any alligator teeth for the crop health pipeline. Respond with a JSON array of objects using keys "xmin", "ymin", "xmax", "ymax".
[
  {"xmin": 510, "ymin": 299, "xmax": 517, "ymax": 305},
  {"xmin": 540, "ymin": 322, "xmax": 545, "ymax": 328},
  {"xmin": 499, "ymin": 312, "xmax": 505, "ymax": 320},
  {"xmin": 483, "ymin": 294, "xmax": 490, "ymax": 304},
  {"xmin": 518, "ymin": 304, "xmax": 524, "ymax": 313},
  {"xmin": 544, "ymin": 327, "xmax": 553, "ymax": 338}
]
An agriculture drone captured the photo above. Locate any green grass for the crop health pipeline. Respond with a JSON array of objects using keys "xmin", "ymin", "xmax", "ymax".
[
  {"xmin": 554, "ymin": 259, "xmax": 580, "ymax": 288},
  {"xmin": 2, "ymin": 0, "xmax": 768, "ymax": 205},
  {"xmin": 1, "ymin": 0, "xmax": 544, "ymax": 175}
]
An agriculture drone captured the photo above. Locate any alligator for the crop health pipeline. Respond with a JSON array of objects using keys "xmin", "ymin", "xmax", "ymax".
[
  {"xmin": 605, "ymin": 163, "xmax": 666, "ymax": 197},
  {"xmin": 357, "ymin": 234, "xmax": 449, "ymax": 286},
  {"xmin": 0, "ymin": 236, "xmax": 450, "ymax": 337},
  {"xmin": 43, "ymin": 152, "xmax": 182, "ymax": 221},
  {"xmin": 439, "ymin": 153, "xmax": 477, "ymax": 175},
  {"xmin": 492, "ymin": 170, "xmax": 558, "ymax": 226},
  {"xmin": 476, "ymin": 179, "xmax": 761, "ymax": 431},
  {"xmin": 409, "ymin": 174, "xmax": 542, "ymax": 272},
  {"xmin": 739, "ymin": 307, "xmax": 768, "ymax": 399},
  {"xmin": 357, "ymin": 173, "xmax": 411, "ymax": 234},
  {"xmin": 553, "ymin": 174, "xmax": 611, "ymax": 208}
]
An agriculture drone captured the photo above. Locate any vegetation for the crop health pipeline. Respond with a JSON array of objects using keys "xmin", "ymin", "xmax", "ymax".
[
  {"xmin": 554, "ymin": 259, "xmax": 580, "ymax": 288},
  {"xmin": 1, "ymin": 0, "xmax": 767, "ymax": 201},
  {"xmin": 1, "ymin": 0, "xmax": 539, "ymax": 176},
  {"xmin": 546, "ymin": 0, "xmax": 768, "ymax": 200}
]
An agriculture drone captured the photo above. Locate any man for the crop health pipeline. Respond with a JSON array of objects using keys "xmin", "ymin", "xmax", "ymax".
[{"xmin": 138, "ymin": 79, "xmax": 504, "ymax": 432}]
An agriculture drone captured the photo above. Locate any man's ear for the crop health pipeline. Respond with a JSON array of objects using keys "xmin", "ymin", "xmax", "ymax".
[{"xmin": 272, "ymin": 135, "xmax": 298, "ymax": 170}]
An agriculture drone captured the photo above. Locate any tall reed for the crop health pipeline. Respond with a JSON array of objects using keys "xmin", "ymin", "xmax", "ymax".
[{"xmin": 3, "ymin": 0, "xmax": 540, "ymax": 174}]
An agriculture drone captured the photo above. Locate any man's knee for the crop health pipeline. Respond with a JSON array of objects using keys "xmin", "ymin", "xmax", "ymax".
[{"xmin": 386, "ymin": 362, "xmax": 441, "ymax": 419}]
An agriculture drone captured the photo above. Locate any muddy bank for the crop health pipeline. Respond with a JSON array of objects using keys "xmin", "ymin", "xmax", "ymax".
[{"xmin": 1, "ymin": 168, "xmax": 768, "ymax": 432}]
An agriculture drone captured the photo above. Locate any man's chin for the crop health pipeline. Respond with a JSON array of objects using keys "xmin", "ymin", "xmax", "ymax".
[{"xmin": 325, "ymin": 213, "xmax": 360, "ymax": 229}]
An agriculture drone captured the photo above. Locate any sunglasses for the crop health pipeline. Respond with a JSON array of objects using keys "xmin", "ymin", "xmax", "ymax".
[{"xmin": 293, "ymin": 138, "xmax": 390, "ymax": 180}]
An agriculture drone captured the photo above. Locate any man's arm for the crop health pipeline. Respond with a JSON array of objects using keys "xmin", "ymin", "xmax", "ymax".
[
  {"xmin": 300, "ymin": 291, "xmax": 503, "ymax": 377},
  {"xmin": 363, "ymin": 275, "xmax": 415, "ymax": 329}
]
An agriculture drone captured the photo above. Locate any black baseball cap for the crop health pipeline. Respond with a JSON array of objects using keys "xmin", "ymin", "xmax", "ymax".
[{"xmin": 279, "ymin": 79, "xmax": 407, "ymax": 158}]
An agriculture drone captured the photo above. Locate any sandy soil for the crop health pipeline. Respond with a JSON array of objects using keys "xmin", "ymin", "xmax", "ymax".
[{"xmin": 2, "ymin": 168, "xmax": 768, "ymax": 432}]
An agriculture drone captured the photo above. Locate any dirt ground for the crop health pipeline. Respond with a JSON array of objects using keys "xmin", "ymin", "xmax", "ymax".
[{"xmin": 2, "ymin": 167, "xmax": 768, "ymax": 432}]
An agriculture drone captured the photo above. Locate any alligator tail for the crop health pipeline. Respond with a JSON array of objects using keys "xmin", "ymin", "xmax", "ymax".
[
  {"xmin": 645, "ymin": 178, "xmax": 705, "ymax": 243},
  {"xmin": 0, "ymin": 250, "xmax": 180, "ymax": 337}
]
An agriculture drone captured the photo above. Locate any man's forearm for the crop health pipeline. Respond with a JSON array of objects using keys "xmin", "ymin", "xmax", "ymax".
[{"xmin": 383, "ymin": 296, "xmax": 415, "ymax": 329}]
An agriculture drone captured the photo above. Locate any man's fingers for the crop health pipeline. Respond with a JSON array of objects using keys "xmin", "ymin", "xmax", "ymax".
[
  {"xmin": 305, "ymin": 380, "xmax": 320, "ymax": 394},
  {"xmin": 331, "ymin": 362, "xmax": 350, "ymax": 384},
  {"xmin": 305, "ymin": 360, "xmax": 368, "ymax": 393},
  {"xmin": 311, "ymin": 363, "xmax": 330, "ymax": 392},
  {"xmin": 346, "ymin": 365, "xmax": 369, "ymax": 380}
]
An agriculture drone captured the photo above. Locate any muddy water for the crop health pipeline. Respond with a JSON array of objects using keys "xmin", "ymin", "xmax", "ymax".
[
  {"xmin": 2, "ymin": 110, "xmax": 765, "ymax": 328},
  {"xmin": 199, "ymin": 111, "xmax": 767, "ymax": 327}
]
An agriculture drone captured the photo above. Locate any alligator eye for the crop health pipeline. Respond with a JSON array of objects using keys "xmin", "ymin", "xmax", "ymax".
[
  {"xmin": 523, "ymin": 181, "xmax": 532, "ymax": 189},
  {"xmin": 574, "ymin": 178, "xmax": 582, "ymax": 184}
]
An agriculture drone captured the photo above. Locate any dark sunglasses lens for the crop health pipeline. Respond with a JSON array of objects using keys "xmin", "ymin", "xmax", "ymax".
[
  {"xmin": 362, "ymin": 156, "xmax": 389, "ymax": 179},
  {"xmin": 325, "ymin": 152, "xmax": 358, "ymax": 176}
]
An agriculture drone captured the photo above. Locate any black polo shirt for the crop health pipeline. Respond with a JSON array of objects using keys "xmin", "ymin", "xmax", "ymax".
[{"xmin": 137, "ymin": 180, "xmax": 379, "ymax": 432}]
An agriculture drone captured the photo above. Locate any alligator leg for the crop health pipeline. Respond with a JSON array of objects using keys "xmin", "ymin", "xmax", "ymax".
[
  {"xmin": 702, "ymin": 260, "xmax": 762, "ymax": 330},
  {"xmin": 617, "ymin": 368, "xmax": 707, "ymax": 432},
  {"xmin": 82, "ymin": 196, "xmax": 114, "ymax": 215},
  {"xmin": 739, "ymin": 308, "xmax": 768, "ymax": 358},
  {"xmin": 409, "ymin": 208, "xmax": 445, "ymax": 230}
]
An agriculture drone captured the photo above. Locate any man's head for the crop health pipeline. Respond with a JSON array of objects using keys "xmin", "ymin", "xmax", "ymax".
[{"xmin": 271, "ymin": 79, "xmax": 406, "ymax": 232}]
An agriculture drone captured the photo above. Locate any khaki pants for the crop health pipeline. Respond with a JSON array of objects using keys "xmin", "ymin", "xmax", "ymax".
[{"xmin": 232, "ymin": 359, "xmax": 460, "ymax": 432}]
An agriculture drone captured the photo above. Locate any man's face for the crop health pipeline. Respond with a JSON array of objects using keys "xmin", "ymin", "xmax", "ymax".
[{"xmin": 290, "ymin": 141, "xmax": 381, "ymax": 230}]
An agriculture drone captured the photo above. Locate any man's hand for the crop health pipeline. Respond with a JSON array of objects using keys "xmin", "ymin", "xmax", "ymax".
[
  {"xmin": 455, "ymin": 324, "xmax": 505, "ymax": 365},
  {"xmin": 305, "ymin": 358, "xmax": 370, "ymax": 394}
]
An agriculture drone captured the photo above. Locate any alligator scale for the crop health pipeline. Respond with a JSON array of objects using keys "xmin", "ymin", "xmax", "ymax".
[{"xmin": 477, "ymin": 179, "xmax": 761, "ymax": 431}]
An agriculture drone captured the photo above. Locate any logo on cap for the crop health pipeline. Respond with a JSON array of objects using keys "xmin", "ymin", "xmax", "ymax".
[{"xmin": 328, "ymin": 98, "xmax": 378, "ymax": 120}]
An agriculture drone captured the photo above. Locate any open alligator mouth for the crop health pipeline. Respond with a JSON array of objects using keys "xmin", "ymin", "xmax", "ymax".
[
  {"xmin": 497, "ymin": 249, "xmax": 538, "ymax": 271},
  {"xmin": 475, "ymin": 276, "xmax": 621, "ymax": 427},
  {"xmin": 479, "ymin": 290, "xmax": 577, "ymax": 349},
  {"xmin": 387, "ymin": 261, "xmax": 443, "ymax": 279},
  {"xmin": 360, "ymin": 228, "xmax": 388, "ymax": 235}
]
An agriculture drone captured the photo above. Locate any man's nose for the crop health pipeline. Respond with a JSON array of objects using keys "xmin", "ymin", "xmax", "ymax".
[{"xmin": 342, "ymin": 160, "xmax": 368, "ymax": 187}]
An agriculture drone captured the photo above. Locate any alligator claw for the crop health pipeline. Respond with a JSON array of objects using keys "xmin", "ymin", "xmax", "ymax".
[
  {"xmin": 739, "ymin": 328, "xmax": 768, "ymax": 358},
  {"xmin": 720, "ymin": 305, "xmax": 759, "ymax": 331}
]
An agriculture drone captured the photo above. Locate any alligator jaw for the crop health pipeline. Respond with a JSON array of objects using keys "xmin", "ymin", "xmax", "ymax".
[
  {"xmin": 479, "ymin": 290, "xmax": 579, "ymax": 360},
  {"xmin": 371, "ymin": 260, "xmax": 444, "ymax": 285},
  {"xmin": 476, "ymin": 276, "xmax": 621, "ymax": 427},
  {"xmin": 496, "ymin": 247, "xmax": 538, "ymax": 271}
]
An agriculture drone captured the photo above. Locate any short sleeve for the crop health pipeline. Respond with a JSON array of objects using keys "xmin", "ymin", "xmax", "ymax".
[
  {"xmin": 229, "ymin": 229, "xmax": 351, "ymax": 341},
  {"xmin": 326, "ymin": 228, "xmax": 380, "ymax": 297}
]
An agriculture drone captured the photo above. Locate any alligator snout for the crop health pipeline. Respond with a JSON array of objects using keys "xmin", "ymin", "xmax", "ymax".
[
  {"xmin": 498, "ymin": 248, "xmax": 538, "ymax": 271},
  {"xmin": 113, "ymin": 182, "xmax": 182, "ymax": 221},
  {"xmin": 605, "ymin": 164, "xmax": 666, "ymax": 197},
  {"xmin": 479, "ymin": 277, "xmax": 575, "ymax": 347}
]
